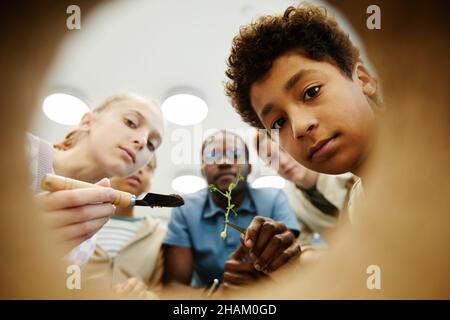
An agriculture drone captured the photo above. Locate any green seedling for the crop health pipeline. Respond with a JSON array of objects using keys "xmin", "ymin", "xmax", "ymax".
[{"xmin": 208, "ymin": 171, "xmax": 243, "ymax": 240}]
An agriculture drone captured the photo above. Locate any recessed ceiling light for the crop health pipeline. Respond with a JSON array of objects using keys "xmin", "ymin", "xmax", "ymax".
[
  {"xmin": 161, "ymin": 93, "xmax": 208, "ymax": 126},
  {"xmin": 42, "ymin": 93, "xmax": 89, "ymax": 125},
  {"xmin": 171, "ymin": 175, "xmax": 206, "ymax": 194},
  {"xmin": 251, "ymin": 176, "xmax": 285, "ymax": 189}
]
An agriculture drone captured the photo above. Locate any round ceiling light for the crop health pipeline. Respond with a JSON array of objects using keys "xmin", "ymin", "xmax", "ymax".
[
  {"xmin": 43, "ymin": 93, "xmax": 90, "ymax": 125},
  {"xmin": 251, "ymin": 176, "xmax": 285, "ymax": 189},
  {"xmin": 161, "ymin": 93, "xmax": 208, "ymax": 126},
  {"xmin": 171, "ymin": 175, "xmax": 207, "ymax": 194}
]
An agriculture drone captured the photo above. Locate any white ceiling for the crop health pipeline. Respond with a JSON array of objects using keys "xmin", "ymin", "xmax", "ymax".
[{"xmin": 31, "ymin": 0, "xmax": 361, "ymax": 219}]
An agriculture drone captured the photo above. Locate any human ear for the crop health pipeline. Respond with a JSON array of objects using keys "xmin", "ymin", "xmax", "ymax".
[
  {"xmin": 239, "ymin": 164, "xmax": 251, "ymax": 179},
  {"xmin": 201, "ymin": 165, "xmax": 206, "ymax": 178},
  {"xmin": 78, "ymin": 112, "xmax": 93, "ymax": 132},
  {"xmin": 354, "ymin": 63, "xmax": 377, "ymax": 98}
]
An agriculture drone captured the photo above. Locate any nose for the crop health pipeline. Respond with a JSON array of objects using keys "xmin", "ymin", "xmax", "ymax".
[
  {"xmin": 132, "ymin": 133, "xmax": 147, "ymax": 151},
  {"xmin": 217, "ymin": 156, "xmax": 233, "ymax": 167},
  {"xmin": 133, "ymin": 140, "xmax": 144, "ymax": 151},
  {"xmin": 289, "ymin": 110, "xmax": 318, "ymax": 140}
]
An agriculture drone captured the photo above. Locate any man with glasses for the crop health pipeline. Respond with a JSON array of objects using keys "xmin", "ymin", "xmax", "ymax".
[{"xmin": 163, "ymin": 130, "xmax": 300, "ymax": 291}]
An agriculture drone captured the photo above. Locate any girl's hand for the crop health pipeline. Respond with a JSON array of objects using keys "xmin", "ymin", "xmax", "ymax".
[{"xmin": 34, "ymin": 178, "xmax": 116, "ymax": 251}]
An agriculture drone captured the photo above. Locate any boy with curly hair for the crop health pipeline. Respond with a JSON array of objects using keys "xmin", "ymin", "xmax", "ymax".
[
  {"xmin": 225, "ymin": 4, "xmax": 381, "ymax": 180},
  {"xmin": 225, "ymin": 4, "xmax": 383, "ymax": 224}
]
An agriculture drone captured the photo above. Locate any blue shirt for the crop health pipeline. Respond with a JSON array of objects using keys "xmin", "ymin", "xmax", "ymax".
[{"xmin": 163, "ymin": 185, "xmax": 299, "ymax": 287}]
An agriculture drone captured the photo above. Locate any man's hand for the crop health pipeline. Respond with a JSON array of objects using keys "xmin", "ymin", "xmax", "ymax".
[
  {"xmin": 35, "ymin": 178, "xmax": 116, "ymax": 251},
  {"xmin": 222, "ymin": 244, "xmax": 264, "ymax": 290},
  {"xmin": 244, "ymin": 216, "xmax": 301, "ymax": 273}
]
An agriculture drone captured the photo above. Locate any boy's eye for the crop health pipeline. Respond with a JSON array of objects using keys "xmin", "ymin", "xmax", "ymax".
[
  {"xmin": 304, "ymin": 85, "xmax": 321, "ymax": 101},
  {"xmin": 125, "ymin": 118, "xmax": 137, "ymax": 129},
  {"xmin": 271, "ymin": 117, "xmax": 286, "ymax": 130}
]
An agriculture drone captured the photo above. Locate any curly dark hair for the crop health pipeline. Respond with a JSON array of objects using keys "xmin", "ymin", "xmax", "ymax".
[{"xmin": 225, "ymin": 4, "xmax": 362, "ymax": 128}]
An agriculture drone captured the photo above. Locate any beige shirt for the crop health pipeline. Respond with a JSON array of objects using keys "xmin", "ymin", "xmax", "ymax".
[
  {"xmin": 83, "ymin": 216, "xmax": 166, "ymax": 295},
  {"xmin": 285, "ymin": 173, "xmax": 353, "ymax": 247},
  {"xmin": 347, "ymin": 176, "xmax": 364, "ymax": 224}
]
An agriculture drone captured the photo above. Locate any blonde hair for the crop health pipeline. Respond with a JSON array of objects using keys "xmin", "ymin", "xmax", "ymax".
[{"xmin": 54, "ymin": 93, "xmax": 158, "ymax": 150}]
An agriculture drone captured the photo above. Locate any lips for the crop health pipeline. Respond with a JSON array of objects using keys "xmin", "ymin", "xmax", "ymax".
[
  {"xmin": 308, "ymin": 134, "xmax": 338, "ymax": 161},
  {"xmin": 214, "ymin": 172, "xmax": 236, "ymax": 181},
  {"xmin": 126, "ymin": 175, "xmax": 141, "ymax": 186},
  {"xmin": 119, "ymin": 147, "xmax": 136, "ymax": 164}
]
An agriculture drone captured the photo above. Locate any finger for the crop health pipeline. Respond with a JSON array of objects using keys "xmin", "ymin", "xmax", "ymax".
[
  {"xmin": 223, "ymin": 271, "xmax": 256, "ymax": 286},
  {"xmin": 115, "ymin": 278, "xmax": 137, "ymax": 295},
  {"xmin": 56, "ymin": 217, "xmax": 109, "ymax": 243},
  {"xmin": 255, "ymin": 230, "xmax": 294, "ymax": 271},
  {"xmin": 45, "ymin": 203, "xmax": 116, "ymax": 228},
  {"xmin": 33, "ymin": 191, "xmax": 51, "ymax": 208},
  {"xmin": 54, "ymin": 216, "xmax": 110, "ymax": 241},
  {"xmin": 222, "ymin": 282, "xmax": 241, "ymax": 291},
  {"xmin": 36, "ymin": 188, "xmax": 116, "ymax": 211},
  {"xmin": 265, "ymin": 243, "xmax": 302, "ymax": 273},
  {"xmin": 252, "ymin": 220, "xmax": 286, "ymax": 258},
  {"xmin": 122, "ymin": 278, "xmax": 139, "ymax": 293},
  {"xmin": 130, "ymin": 281, "xmax": 147, "ymax": 296},
  {"xmin": 63, "ymin": 230, "xmax": 98, "ymax": 252},
  {"xmin": 230, "ymin": 244, "xmax": 249, "ymax": 260},
  {"xmin": 244, "ymin": 216, "xmax": 265, "ymax": 249},
  {"xmin": 95, "ymin": 177, "xmax": 110, "ymax": 187},
  {"xmin": 138, "ymin": 291, "xmax": 147, "ymax": 300},
  {"xmin": 224, "ymin": 259, "xmax": 256, "ymax": 274},
  {"xmin": 239, "ymin": 234, "xmax": 246, "ymax": 246},
  {"xmin": 114, "ymin": 283, "xmax": 124, "ymax": 294}
]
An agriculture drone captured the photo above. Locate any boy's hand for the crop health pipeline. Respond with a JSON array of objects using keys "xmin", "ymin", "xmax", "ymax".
[
  {"xmin": 35, "ymin": 178, "xmax": 116, "ymax": 251},
  {"xmin": 244, "ymin": 216, "xmax": 301, "ymax": 273}
]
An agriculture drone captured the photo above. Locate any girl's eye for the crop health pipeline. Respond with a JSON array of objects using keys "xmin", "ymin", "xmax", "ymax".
[
  {"xmin": 147, "ymin": 140, "xmax": 155, "ymax": 152},
  {"xmin": 125, "ymin": 118, "xmax": 137, "ymax": 129},
  {"xmin": 304, "ymin": 85, "xmax": 321, "ymax": 101},
  {"xmin": 271, "ymin": 117, "xmax": 286, "ymax": 130}
]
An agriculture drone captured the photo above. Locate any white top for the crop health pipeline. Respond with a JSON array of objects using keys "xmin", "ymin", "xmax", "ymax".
[
  {"xmin": 96, "ymin": 215, "xmax": 144, "ymax": 258},
  {"xmin": 285, "ymin": 172, "xmax": 353, "ymax": 247},
  {"xmin": 347, "ymin": 176, "xmax": 364, "ymax": 223},
  {"xmin": 26, "ymin": 133, "xmax": 97, "ymax": 266}
]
